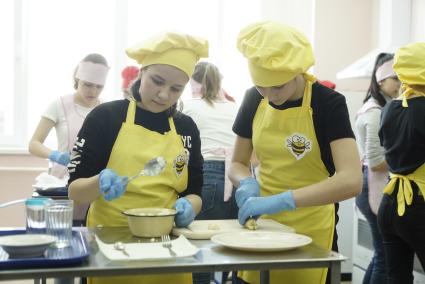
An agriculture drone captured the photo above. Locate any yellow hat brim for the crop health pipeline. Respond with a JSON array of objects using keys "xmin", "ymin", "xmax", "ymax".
[{"xmin": 248, "ymin": 61, "xmax": 297, "ymax": 87}]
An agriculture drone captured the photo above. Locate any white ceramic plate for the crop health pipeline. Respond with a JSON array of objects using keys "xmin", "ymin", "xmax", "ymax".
[
  {"xmin": 0, "ymin": 234, "xmax": 57, "ymax": 258},
  {"xmin": 211, "ymin": 231, "xmax": 312, "ymax": 252},
  {"xmin": 172, "ymin": 219, "xmax": 295, "ymax": 240}
]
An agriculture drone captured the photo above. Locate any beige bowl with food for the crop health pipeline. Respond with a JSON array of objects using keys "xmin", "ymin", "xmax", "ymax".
[{"xmin": 123, "ymin": 208, "xmax": 177, "ymax": 237}]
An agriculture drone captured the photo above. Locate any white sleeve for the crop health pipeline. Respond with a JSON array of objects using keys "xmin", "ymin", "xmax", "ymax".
[
  {"xmin": 364, "ymin": 109, "xmax": 385, "ymax": 168},
  {"xmin": 41, "ymin": 99, "xmax": 61, "ymax": 124}
]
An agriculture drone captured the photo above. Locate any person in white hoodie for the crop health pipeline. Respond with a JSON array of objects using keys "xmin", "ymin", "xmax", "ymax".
[
  {"xmin": 355, "ymin": 52, "xmax": 400, "ymax": 284},
  {"xmin": 183, "ymin": 61, "xmax": 238, "ymax": 284}
]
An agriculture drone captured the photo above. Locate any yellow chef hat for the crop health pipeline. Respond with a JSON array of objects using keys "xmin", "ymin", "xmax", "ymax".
[
  {"xmin": 237, "ymin": 21, "xmax": 315, "ymax": 87},
  {"xmin": 126, "ymin": 32, "xmax": 209, "ymax": 78},
  {"xmin": 393, "ymin": 42, "xmax": 425, "ymax": 107}
]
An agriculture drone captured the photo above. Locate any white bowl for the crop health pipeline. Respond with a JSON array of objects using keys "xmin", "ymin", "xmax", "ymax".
[
  {"xmin": 123, "ymin": 208, "xmax": 177, "ymax": 238},
  {"xmin": 0, "ymin": 234, "xmax": 57, "ymax": 258}
]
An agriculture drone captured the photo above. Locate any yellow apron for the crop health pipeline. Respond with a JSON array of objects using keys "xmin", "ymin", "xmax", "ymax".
[
  {"xmin": 87, "ymin": 100, "xmax": 191, "ymax": 284},
  {"xmin": 383, "ymin": 162, "xmax": 425, "ymax": 216},
  {"xmin": 239, "ymin": 75, "xmax": 335, "ymax": 284}
]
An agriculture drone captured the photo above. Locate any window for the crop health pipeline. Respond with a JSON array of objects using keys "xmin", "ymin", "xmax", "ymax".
[
  {"xmin": 0, "ymin": 0, "xmax": 18, "ymax": 146},
  {"xmin": 0, "ymin": 0, "xmax": 260, "ymax": 150}
]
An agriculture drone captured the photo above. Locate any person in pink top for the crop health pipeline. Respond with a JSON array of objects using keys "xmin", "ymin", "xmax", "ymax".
[{"xmin": 28, "ymin": 53, "xmax": 109, "ymax": 225}]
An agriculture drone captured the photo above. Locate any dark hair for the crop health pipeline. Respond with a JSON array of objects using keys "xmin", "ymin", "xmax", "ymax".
[
  {"xmin": 191, "ymin": 62, "xmax": 222, "ymax": 106},
  {"xmin": 73, "ymin": 53, "xmax": 108, "ymax": 89},
  {"xmin": 363, "ymin": 53, "xmax": 394, "ymax": 107},
  {"xmin": 130, "ymin": 77, "xmax": 182, "ymax": 117}
]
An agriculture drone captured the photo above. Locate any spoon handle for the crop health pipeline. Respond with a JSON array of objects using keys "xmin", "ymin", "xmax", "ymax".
[
  {"xmin": 0, "ymin": 198, "xmax": 27, "ymax": 209},
  {"xmin": 127, "ymin": 171, "xmax": 144, "ymax": 182}
]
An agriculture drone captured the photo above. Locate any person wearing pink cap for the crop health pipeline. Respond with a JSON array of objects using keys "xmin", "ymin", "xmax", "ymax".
[
  {"xmin": 355, "ymin": 53, "xmax": 400, "ymax": 284},
  {"xmin": 121, "ymin": 65, "xmax": 139, "ymax": 99},
  {"xmin": 28, "ymin": 53, "xmax": 109, "ymax": 226}
]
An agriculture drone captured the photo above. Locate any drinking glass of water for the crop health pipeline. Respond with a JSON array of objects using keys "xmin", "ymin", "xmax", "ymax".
[
  {"xmin": 25, "ymin": 198, "xmax": 52, "ymax": 234},
  {"xmin": 45, "ymin": 200, "xmax": 73, "ymax": 248}
]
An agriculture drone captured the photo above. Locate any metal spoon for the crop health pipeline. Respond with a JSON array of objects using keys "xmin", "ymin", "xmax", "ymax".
[
  {"xmin": 127, "ymin": 157, "xmax": 167, "ymax": 182},
  {"xmin": 114, "ymin": 242, "xmax": 130, "ymax": 256}
]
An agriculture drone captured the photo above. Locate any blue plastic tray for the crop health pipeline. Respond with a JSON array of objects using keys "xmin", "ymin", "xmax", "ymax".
[{"xmin": 0, "ymin": 229, "xmax": 90, "ymax": 269}]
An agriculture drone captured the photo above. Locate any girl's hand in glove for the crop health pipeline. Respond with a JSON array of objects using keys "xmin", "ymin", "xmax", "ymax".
[
  {"xmin": 99, "ymin": 169, "xmax": 128, "ymax": 201},
  {"xmin": 173, "ymin": 197, "xmax": 195, "ymax": 228},
  {"xmin": 49, "ymin": 150, "xmax": 71, "ymax": 166},
  {"xmin": 238, "ymin": 191, "xmax": 296, "ymax": 225},
  {"xmin": 235, "ymin": 177, "xmax": 260, "ymax": 208}
]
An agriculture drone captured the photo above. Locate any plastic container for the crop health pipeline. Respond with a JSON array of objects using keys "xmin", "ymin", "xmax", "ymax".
[{"xmin": 25, "ymin": 198, "xmax": 52, "ymax": 234}]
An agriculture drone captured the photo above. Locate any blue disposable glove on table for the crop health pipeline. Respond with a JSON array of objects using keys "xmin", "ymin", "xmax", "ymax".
[
  {"xmin": 238, "ymin": 191, "xmax": 296, "ymax": 225},
  {"xmin": 49, "ymin": 150, "xmax": 70, "ymax": 166},
  {"xmin": 173, "ymin": 197, "xmax": 195, "ymax": 228},
  {"xmin": 235, "ymin": 176, "xmax": 260, "ymax": 208},
  {"xmin": 99, "ymin": 169, "xmax": 128, "ymax": 201}
]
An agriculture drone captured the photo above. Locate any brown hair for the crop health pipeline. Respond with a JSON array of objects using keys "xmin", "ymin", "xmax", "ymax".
[
  {"xmin": 191, "ymin": 62, "xmax": 222, "ymax": 106},
  {"xmin": 363, "ymin": 53, "xmax": 394, "ymax": 107},
  {"xmin": 73, "ymin": 53, "xmax": 109, "ymax": 89}
]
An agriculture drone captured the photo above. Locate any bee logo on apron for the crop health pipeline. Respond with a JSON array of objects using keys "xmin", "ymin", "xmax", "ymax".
[
  {"xmin": 173, "ymin": 149, "xmax": 189, "ymax": 177},
  {"xmin": 286, "ymin": 133, "xmax": 312, "ymax": 160}
]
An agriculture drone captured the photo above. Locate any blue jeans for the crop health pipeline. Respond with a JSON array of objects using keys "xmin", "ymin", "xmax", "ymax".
[
  {"xmin": 378, "ymin": 181, "xmax": 425, "ymax": 284},
  {"xmin": 196, "ymin": 160, "xmax": 238, "ymax": 220},
  {"xmin": 355, "ymin": 166, "xmax": 387, "ymax": 284},
  {"xmin": 193, "ymin": 160, "xmax": 238, "ymax": 284}
]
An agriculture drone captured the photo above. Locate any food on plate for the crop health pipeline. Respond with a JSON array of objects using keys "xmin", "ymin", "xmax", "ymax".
[
  {"xmin": 244, "ymin": 218, "xmax": 258, "ymax": 230},
  {"xmin": 207, "ymin": 223, "xmax": 220, "ymax": 230}
]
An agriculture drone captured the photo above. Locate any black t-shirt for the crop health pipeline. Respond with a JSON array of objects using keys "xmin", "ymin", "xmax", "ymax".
[
  {"xmin": 68, "ymin": 99, "xmax": 203, "ymax": 197},
  {"xmin": 232, "ymin": 82, "xmax": 355, "ymax": 175},
  {"xmin": 379, "ymin": 97, "xmax": 425, "ymax": 175}
]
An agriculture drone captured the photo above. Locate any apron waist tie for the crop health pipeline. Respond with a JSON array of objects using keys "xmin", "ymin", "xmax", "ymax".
[{"xmin": 384, "ymin": 172, "xmax": 425, "ymax": 216}]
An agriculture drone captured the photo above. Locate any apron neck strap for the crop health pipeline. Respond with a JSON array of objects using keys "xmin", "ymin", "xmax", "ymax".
[
  {"xmin": 168, "ymin": 116, "xmax": 176, "ymax": 133},
  {"xmin": 126, "ymin": 99, "xmax": 176, "ymax": 133},
  {"xmin": 126, "ymin": 99, "xmax": 137, "ymax": 124},
  {"xmin": 301, "ymin": 73, "xmax": 316, "ymax": 110}
]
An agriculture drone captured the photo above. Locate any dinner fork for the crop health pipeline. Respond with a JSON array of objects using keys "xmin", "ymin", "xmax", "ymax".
[{"xmin": 161, "ymin": 235, "xmax": 176, "ymax": 257}]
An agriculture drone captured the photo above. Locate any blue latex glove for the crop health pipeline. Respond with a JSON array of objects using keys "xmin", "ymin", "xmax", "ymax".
[
  {"xmin": 238, "ymin": 191, "xmax": 296, "ymax": 225},
  {"xmin": 173, "ymin": 198, "xmax": 195, "ymax": 228},
  {"xmin": 235, "ymin": 177, "xmax": 260, "ymax": 208},
  {"xmin": 99, "ymin": 169, "xmax": 128, "ymax": 201},
  {"xmin": 49, "ymin": 150, "xmax": 70, "ymax": 166}
]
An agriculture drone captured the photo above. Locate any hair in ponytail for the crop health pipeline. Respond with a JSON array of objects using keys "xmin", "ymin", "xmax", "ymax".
[{"xmin": 191, "ymin": 62, "xmax": 222, "ymax": 106}]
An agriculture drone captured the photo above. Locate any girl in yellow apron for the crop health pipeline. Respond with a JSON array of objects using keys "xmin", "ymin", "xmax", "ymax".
[
  {"xmin": 229, "ymin": 21, "xmax": 362, "ymax": 284},
  {"xmin": 67, "ymin": 32, "xmax": 208, "ymax": 284},
  {"xmin": 377, "ymin": 42, "xmax": 425, "ymax": 283}
]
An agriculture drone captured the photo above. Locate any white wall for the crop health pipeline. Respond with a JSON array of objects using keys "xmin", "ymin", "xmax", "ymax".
[
  {"xmin": 0, "ymin": 155, "xmax": 48, "ymax": 227},
  {"xmin": 411, "ymin": 0, "xmax": 425, "ymax": 41},
  {"xmin": 260, "ymin": 0, "xmax": 314, "ymax": 40}
]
